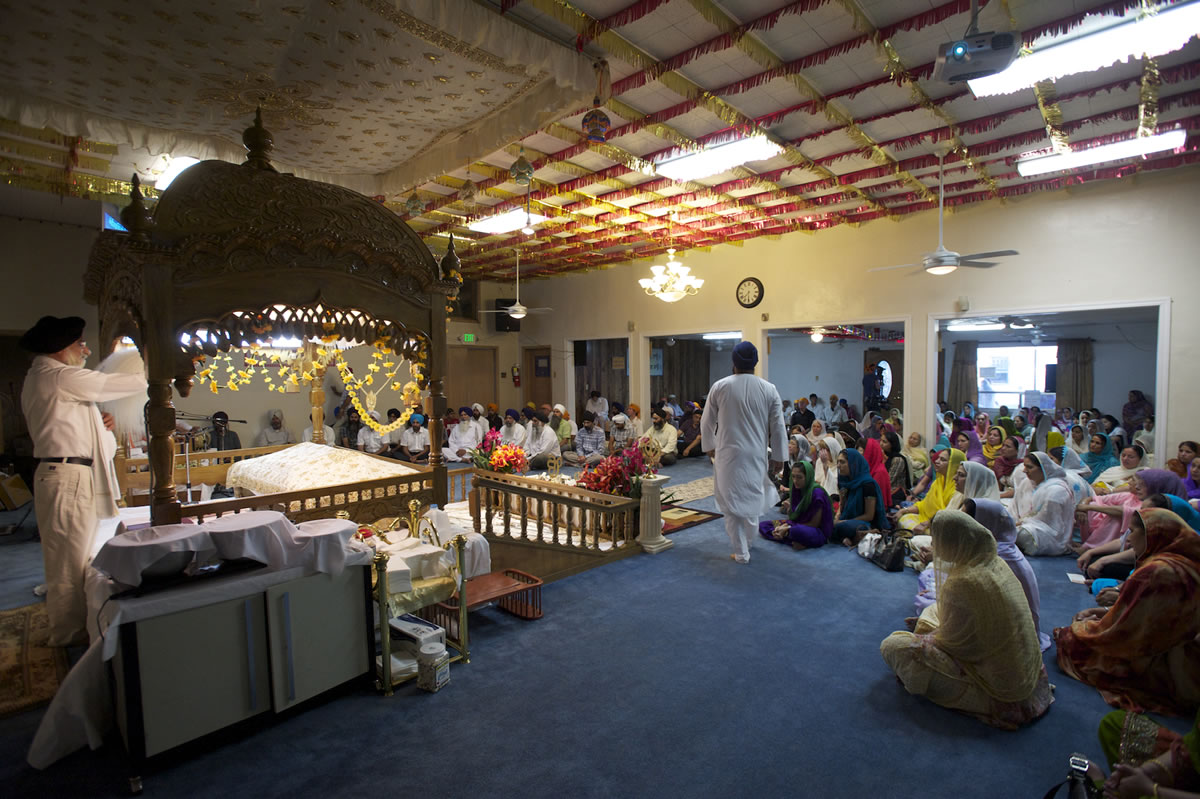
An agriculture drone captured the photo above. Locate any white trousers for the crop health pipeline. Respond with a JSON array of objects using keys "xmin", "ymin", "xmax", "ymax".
[
  {"xmin": 442, "ymin": 447, "xmax": 471, "ymax": 463},
  {"xmin": 33, "ymin": 462, "xmax": 98, "ymax": 646},
  {"xmin": 724, "ymin": 513, "xmax": 756, "ymax": 562}
]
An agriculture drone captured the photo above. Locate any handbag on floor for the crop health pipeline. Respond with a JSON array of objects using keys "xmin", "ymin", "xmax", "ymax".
[{"xmin": 869, "ymin": 533, "xmax": 906, "ymax": 572}]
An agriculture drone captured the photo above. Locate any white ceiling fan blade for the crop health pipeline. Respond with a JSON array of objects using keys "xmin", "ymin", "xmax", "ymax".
[
  {"xmin": 526, "ymin": 307, "xmax": 554, "ymax": 313},
  {"xmin": 958, "ymin": 260, "xmax": 999, "ymax": 268},
  {"xmin": 958, "ymin": 249, "xmax": 1018, "ymax": 260},
  {"xmin": 868, "ymin": 262, "xmax": 920, "ymax": 273}
]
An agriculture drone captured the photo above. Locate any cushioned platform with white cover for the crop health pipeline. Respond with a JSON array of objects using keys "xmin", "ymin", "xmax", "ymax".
[{"xmin": 226, "ymin": 442, "xmax": 419, "ymax": 495}]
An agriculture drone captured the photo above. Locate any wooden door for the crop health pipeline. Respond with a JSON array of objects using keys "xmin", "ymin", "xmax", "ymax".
[
  {"xmin": 573, "ymin": 338, "xmax": 629, "ymax": 417},
  {"xmin": 445, "ymin": 346, "xmax": 497, "ymax": 409},
  {"xmin": 865, "ymin": 347, "xmax": 904, "ymax": 410},
  {"xmin": 523, "ymin": 346, "xmax": 552, "ymax": 408}
]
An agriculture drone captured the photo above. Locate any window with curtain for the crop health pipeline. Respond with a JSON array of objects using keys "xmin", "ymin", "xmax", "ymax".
[
  {"xmin": 977, "ymin": 345, "xmax": 1058, "ymax": 410},
  {"xmin": 1056, "ymin": 338, "xmax": 1094, "ymax": 413}
]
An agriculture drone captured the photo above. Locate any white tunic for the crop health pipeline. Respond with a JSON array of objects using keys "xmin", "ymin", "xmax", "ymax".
[
  {"xmin": 700, "ymin": 373, "xmax": 786, "ymax": 519},
  {"xmin": 302, "ymin": 424, "xmax": 336, "ymax": 445},
  {"xmin": 524, "ymin": 423, "xmax": 560, "ymax": 459},
  {"xmin": 500, "ymin": 422, "xmax": 527, "ymax": 447},
  {"xmin": 447, "ymin": 421, "xmax": 480, "ymax": 452}
]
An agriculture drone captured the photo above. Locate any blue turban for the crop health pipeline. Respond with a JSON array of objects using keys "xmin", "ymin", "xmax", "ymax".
[
  {"xmin": 458, "ymin": 406, "xmax": 473, "ymax": 415},
  {"xmin": 731, "ymin": 340, "xmax": 758, "ymax": 370},
  {"xmin": 505, "ymin": 408, "xmax": 519, "ymax": 421},
  {"xmin": 521, "ymin": 407, "xmax": 535, "ymax": 419},
  {"xmin": 410, "ymin": 414, "xmax": 425, "ymax": 425}
]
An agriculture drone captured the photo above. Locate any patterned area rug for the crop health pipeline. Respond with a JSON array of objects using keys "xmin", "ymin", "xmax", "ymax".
[
  {"xmin": 660, "ymin": 505, "xmax": 722, "ymax": 535},
  {"xmin": 0, "ymin": 602, "xmax": 69, "ymax": 717},
  {"xmin": 664, "ymin": 476, "xmax": 714, "ymax": 504}
]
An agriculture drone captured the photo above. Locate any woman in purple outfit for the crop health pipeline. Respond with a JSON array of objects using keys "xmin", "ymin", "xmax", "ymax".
[{"xmin": 759, "ymin": 461, "xmax": 833, "ymax": 550}]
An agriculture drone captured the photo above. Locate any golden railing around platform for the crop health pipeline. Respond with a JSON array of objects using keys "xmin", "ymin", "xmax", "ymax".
[{"xmin": 469, "ymin": 470, "xmax": 639, "ymax": 552}]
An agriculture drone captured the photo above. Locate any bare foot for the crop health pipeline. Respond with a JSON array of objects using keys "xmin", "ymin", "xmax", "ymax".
[
  {"xmin": 790, "ymin": 542, "xmax": 807, "ymax": 551},
  {"xmin": 904, "ymin": 616, "xmax": 919, "ymax": 632}
]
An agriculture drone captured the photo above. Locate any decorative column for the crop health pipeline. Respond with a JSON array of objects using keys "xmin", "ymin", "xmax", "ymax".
[
  {"xmin": 636, "ymin": 474, "xmax": 672, "ymax": 553},
  {"xmin": 309, "ymin": 356, "xmax": 327, "ymax": 444}
]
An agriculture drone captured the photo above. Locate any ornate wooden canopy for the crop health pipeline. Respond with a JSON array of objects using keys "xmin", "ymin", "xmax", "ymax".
[{"xmin": 84, "ymin": 112, "xmax": 462, "ymax": 524}]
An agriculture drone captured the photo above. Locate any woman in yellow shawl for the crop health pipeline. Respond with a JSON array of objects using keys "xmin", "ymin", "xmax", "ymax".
[
  {"xmin": 896, "ymin": 448, "xmax": 966, "ymax": 533},
  {"xmin": 981, "ymin": 425, "xmax": 1007, "ymax": 469},
  {"xmin": 880, "ymin": 509, "xmax": 1053, "ymax": 729}
]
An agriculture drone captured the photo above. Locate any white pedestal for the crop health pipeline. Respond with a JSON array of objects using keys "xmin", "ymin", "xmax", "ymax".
[{"xmin": 636, "ymin": 474, "xmax": 673, "ymax": 553}]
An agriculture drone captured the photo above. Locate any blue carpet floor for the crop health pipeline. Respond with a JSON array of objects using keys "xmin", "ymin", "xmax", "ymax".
[{"xmin": 0, "ymin": 459, "xmax": 1185, "ymax": 798}]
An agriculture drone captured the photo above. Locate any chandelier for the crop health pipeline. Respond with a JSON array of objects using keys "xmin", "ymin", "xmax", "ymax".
[{"xmin": 638, "ymin": 248, "xmax": 703, "ymax": 303}]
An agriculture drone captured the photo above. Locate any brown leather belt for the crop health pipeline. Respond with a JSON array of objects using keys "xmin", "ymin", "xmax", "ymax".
[{"xmin": 39, "ymin": 457, "xmax": 94, "ymax": 467}]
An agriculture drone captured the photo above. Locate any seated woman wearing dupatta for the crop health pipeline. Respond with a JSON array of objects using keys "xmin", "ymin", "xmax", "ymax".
[
  {"xmin": 831, "ymin": 448, "xmax": 889, "ymax": 546},
  {"xmin": 759, "ymin": 461, "xmax": 833, "ymax": 551},
  {"xmin": 1055, "ymin": 508, "xmax": 1200, "ymax": 717},
  {"xmin": 895, "ymin": 448, "xmax": 966, "ymax": 533},
  {"xmin": 880, "ymin": 510, "xmax": 1053, "ymax": 730},
  {"xmin": 1013, "ymin": 452, "xmax": 1077, "ymax": 556}
]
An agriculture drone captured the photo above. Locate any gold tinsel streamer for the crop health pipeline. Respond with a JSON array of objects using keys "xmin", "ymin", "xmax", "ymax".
[
  {"xmin": 1033, "ymin": 80, "xmax": 1071, "ymax": 154},
  {"xmin": 0, "ymin": 137, "xmax": 112, "ymax": 172},
  {"xmin": 1137, "ymin": 57, "xmax": 1161, "ymax": 138},
  {"xmin": 0, "ymin": 119, "xmax": 120, "ymax": 155},
  {"xmin": 1, "ymin": 157, "xmax": 160, "ymax": 199}
]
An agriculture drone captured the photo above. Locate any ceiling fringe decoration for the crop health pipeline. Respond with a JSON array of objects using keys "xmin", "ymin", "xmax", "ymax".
[
  {"xmin": 1034, "ymin": 80, "xmax": 1072, "ymax": 153},
  {"xmin": 1138, "ymin": 57, "xmax": 1162, "ymax": 138}
]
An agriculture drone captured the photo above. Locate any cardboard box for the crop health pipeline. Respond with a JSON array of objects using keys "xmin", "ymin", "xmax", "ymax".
[{"xmin": 0, "ymin": 474, "xmax": 32, "ymax": 510}]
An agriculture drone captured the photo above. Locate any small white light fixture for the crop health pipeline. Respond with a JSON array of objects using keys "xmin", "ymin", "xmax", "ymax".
[
  {"xmin": 945, "ymin": 321, "xmax": 1006, "ymax": 332},
  {"xmin": 507, "ymin": 305, "xmax": 527, "ymax": 320},
  {"xmin": 702, "ymin": 331, "xmax": 742, "ymax": 340},
  {"xmin": 155, "ymin": 156, "xmax": 200, "ymax": 189},
  {"xmin": 638, "ymin": 248, "xmax": 704, "ymax": 302},
  {"xmin": 969, "ymin": 2, "xmax": 1200, "ymax": 97},
  {"xmin": 925, "ymin": 264, "xmax": 958, "ymax": 276},
  {"xmin": 810, "ymin": 331, "xmax": 824, "ymax": 343},
  {"xmin": 1008, "ymin": 322, "xmax": 1034, "ymax": 329},
  {"xmin": 1016, "ymin": 128, "xmax": 1186, "ymax": 176},
  {"xmin": 468, "ymin": 207, "xmax": 549, "ymax": 235},
  {"xmin": 656, "ymin": 136, "xmax": 783, "ymax": 182}
]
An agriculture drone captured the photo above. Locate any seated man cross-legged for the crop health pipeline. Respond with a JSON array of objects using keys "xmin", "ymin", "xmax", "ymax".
[{"xmin": 563, "ymin": 410, "xmax": 605, "ymax": 466}]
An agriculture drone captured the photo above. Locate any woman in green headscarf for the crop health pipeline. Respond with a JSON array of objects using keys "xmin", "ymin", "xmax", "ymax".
[{"xmin": 759, "ymin": 460, "xmax": 834, "ymax": 550}]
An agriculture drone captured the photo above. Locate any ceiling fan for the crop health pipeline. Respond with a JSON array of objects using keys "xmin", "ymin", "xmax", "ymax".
[
  {"xmin": 869, "ymin": 154, "xmax": 1018, "ymax": 276},
  {"xmin": 479, "ymin": 250, "xmax": 553, "ymax": 320}
]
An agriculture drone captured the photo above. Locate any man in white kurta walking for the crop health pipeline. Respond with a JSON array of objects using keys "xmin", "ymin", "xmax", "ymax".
[{"xmin": 701, "ymin": 341, "xmax": 786, "ymax": 564}]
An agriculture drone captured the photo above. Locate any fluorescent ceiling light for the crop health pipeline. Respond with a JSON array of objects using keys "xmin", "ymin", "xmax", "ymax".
[
  {"xmin": 970, "ymin": 2, "xmax": 1200, "ymax": 97},
  {"xmin": 1016, "ymin": 129, "xmax": 1186, "ymax": 176},
  {"xmin": 945, "ymin": 322, "xmax": 1006, "ymax": 332},
  {"xmin": 656, "ymin": 137, "xmax": 783, "ymax": 182},
  {"xmin": 702, "ymin": 331, "xmax": 742, "ymax": 340},
  {"xmin": 467, "ymin": 207, "xmax": 549, "ymax": 235},
  {"xmin": 155, "ymin": 156, "xmax": 200, "ymax": 189}
]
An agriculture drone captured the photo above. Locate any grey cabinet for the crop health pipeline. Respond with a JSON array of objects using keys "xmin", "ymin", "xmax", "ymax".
[{"xmin": 113, "ymin": 566, "xmax": 369, "ymax": 760}]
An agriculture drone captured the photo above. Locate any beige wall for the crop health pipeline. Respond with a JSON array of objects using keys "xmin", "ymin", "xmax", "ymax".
[
  {"xmin": 4, "ymin": 167, "xmax": 1197, "ymax": 449},
  {"xmin": 520, "ymin": 166, "xmax": 1200, "ymax": 451}
]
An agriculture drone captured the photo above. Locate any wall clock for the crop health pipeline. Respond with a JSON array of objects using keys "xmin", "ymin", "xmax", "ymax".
[{"xmin": 736, "ymin": 277, "xmax": 764, "ymax": 308}]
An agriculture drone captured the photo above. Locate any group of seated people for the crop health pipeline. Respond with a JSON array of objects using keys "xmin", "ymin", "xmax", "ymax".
[
  {"xmin": 762, "ymin": 397, "xmax": 1199, "ymax": 796},
  {"xmin": 438, "ymin": 390, "xmax": 710, "ymax": 472}
]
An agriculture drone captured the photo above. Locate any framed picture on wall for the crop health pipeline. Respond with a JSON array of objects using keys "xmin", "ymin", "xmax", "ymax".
[
  {"xmin": 535, "ymin": 356, "xmax": 550, "ymax": 377},
  {"xmin": 448, "ymin": 278, "xmax": 479, "ymax": 322},
  {"xmin": 649, "ymin": 348, "xmax": 663, "ymax": 377}
]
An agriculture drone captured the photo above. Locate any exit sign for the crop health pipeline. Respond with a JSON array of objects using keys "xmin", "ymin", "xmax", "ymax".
[{"xmin": 462, "ymin": 333, "xmax": 476, "ymax": 343}]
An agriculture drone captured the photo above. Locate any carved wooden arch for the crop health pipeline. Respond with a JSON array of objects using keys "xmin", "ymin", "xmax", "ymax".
[{"xmin": 84, "ymin": 121, "xmax": 461, "ymax": 524}]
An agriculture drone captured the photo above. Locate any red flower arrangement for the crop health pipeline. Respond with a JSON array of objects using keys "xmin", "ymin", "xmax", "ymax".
[
  {"xmin": 470, "ymin": 429, "xmax": 527, "ymax": 474},
  {"xmin": 575, "ymin": 445, "xmax": 658, "ymax": 498}
]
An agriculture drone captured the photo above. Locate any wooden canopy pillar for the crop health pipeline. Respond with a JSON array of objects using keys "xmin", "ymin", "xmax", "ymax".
[{"xmin": 428, "ymin": 236, "xmax": 460, "ymax": 508}]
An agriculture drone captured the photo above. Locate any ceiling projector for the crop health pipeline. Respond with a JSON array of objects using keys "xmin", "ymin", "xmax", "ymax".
[{"xmin": 933, "ymin": 31, "xmax": 1019, "ymax": 83}]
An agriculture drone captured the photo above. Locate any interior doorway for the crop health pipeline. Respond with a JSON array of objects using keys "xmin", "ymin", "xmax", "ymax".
[
  {"xmin": 445, "ymin": 345, "xmax": 498, "ymax": 409},
  {"xmin": 523, "ymin": 346, "xmax": 552, "ymax": 409},
  {"xmin": 571, "ymin": 338, "xmax": 629, "ymax": 419},
  {"xmin": 865, "ymin": 347, "xmax": 904, "ymax": 412}
]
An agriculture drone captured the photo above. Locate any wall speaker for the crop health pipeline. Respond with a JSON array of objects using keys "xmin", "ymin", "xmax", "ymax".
[
  {"xmin": 493, "ymin": 300, "xmax": 520, "ymax": 332},
  {"xmin": 573, "ymin": 340, "xmax": 588, "ymax": 366},
  {"xmin": 1045, "ymin": 364, "xmax": 1057, "ymax": 394}
]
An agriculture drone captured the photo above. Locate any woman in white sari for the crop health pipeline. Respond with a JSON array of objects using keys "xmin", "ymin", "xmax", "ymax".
[
  {"xmin": 1092, "ymin": 444, "xmax": 1147, "ymax": 495},
  {"xmin": 805, "ymin": 419, "xmax": 827, "ymax": 449},
  {"xmin": 1014, "ymin": 451, "xmax": 1077, "ymax": 556},
  {"xmin": 814, "ymin": 435, "xmax": 843, "ymax": 501},
  {"xmin": 881, "ymin": 510, "xmax": 1053, "ymax": 729},
  {"xmin": 948, "ymin": 461, "xmax": 1002, "ymax": 511}
]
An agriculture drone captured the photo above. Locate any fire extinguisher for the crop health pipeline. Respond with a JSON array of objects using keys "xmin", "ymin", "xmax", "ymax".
[{"xmin": 512, "ymin": 365, "xmax": 521, "ymax": 387}]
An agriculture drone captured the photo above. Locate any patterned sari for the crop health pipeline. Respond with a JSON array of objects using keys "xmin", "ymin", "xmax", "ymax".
[{"xmin": 1055, "ymin": 508, "xmax": 1200, "ymax": 716}]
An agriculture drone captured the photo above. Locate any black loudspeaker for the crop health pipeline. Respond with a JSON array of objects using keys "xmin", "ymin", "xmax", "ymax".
[
  {"xmin": 574, "ymin": 340, "xmax": 588, "ymax": 366},
  {"xmin": 1045, "ymin": 364, "xmax": 1057, "ymax": 393},
  {"xmin": 493, "ymin": 300, "xmax": 520, "ymax": 332}
]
